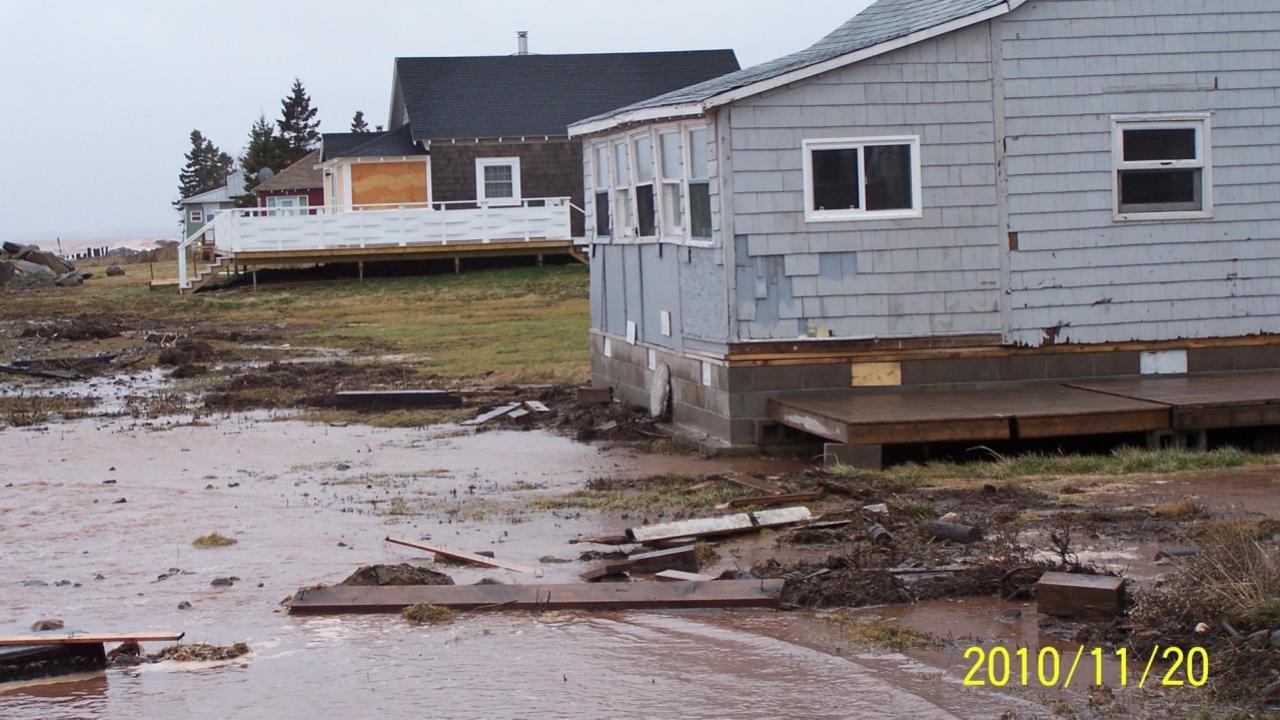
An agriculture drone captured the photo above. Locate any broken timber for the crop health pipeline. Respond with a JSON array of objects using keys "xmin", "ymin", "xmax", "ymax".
[
  {"xmin": 1036, "ymin": 572, "xmax": 1125, "ymax": 619},
  {"xmin": 725, "ymin": 491, "xmax": 822, "ymax": 509},
  {"xmin": 385, "ymin": 537, "xmax": 535, "ymax": 574},
  {"xmin": 288, "ymin": 579, "xmax": 785, "ymax": 614},
  {"xmin": 580, "ymin": 544, "xmax": 699, "ymax": 581},
  {"xmin": 0, "ymin": 364, "xmax": 79, "ymax": 381},
  {"xmin": 626, "ymin": 507, "xmax": 813, "ymax": 544},
  {"xmin": 462, "ymin": 403, "xmax": 521, "ymax": 426},
  {"xmin": 655, "ymin": 570, "xmax": 715, "ymax": 582},
  {"xmin": 333, "ymin": 390, "xmax": 462, "ymax": 411}
]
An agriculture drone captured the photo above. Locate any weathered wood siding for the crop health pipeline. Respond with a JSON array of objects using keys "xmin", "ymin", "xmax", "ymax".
[
  {"xmin": 1000, "ymin": 0, "xmax": 1280, "ymax": 346},
  {"xmin": 728, "ymin": 23, "xmax": 1002, "ymax": 340},
  {"xmin": 432, "ymin": 139, "xmax": 585, "ymax": 236}
]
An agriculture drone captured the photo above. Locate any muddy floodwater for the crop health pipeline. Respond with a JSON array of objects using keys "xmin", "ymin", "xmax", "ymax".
[{"xmin": 0, "ymin": 413, "xmax": 1052, "ymax": 719}]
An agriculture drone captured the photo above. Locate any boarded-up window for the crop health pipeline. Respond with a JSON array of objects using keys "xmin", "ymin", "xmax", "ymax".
[
  {"xmin": 803, "ymin": 137, "xmax": 921, "ymax": 222},
  {"xmin": 1113, "ymin": 116, "xmax": 1211, "ymax": 219}
]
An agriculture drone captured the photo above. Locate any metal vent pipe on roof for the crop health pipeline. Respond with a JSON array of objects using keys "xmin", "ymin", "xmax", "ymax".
[{"xmin": 517, "ymin": 31, "xmax": 528, "ymax": 55}]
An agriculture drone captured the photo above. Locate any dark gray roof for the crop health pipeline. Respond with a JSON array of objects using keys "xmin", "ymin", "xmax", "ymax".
[
  {"xmin": 583, "ymin": 0, "xmax": 1009, "ymax": 123},
  {"xmin": 321, "ymin": 124, "xmax": 425, "ymax": 161},
  {"xmin": 394, "ymin": 50, "xmax": 740, "ymax": 140},
  {"xmin": 255, "ymin": 149, "xmax": 322, "ymax": 192}
]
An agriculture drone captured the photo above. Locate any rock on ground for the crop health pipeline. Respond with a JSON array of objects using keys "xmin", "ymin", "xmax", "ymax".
[
  {"xmin": 105, "ymin": 265, "xmax": 125, "ymax": 277},
  {"xmin": 30, "ymin": 618, "xmax": 64, "ymax": 631}
]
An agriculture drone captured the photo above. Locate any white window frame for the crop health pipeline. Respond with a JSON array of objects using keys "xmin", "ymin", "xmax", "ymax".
[
  {"xmin": 591, "ymin": 143, "xmax": 612, "ymax": 240},
  {"xmin": 657, "ymin": 130, "xmax": 685, "ymax": 238},
  {"xmin": 612, "ymin": 141, "xmax": 634, "ymax": 241},
  {"xmin": 684, "ymin": 125, "xmax": 713, "ymax": 246},
  {"xmin": 631, "ymin": 131, "xmax": 657, "ymax": 240},
  {"xmin": 1111, "ymin": 113, "xmax": 1213, "ymax": 222},
  {"xmin": 188, "ymin": 209, "xmax": 203, "ymax": 224},
  {"xmin": 801, "ymin": 135, "xmax": 923, "ymax": 223},
  {"xmin": 475, "ymin": 157, "xmax": 521, "ymax": 206}
]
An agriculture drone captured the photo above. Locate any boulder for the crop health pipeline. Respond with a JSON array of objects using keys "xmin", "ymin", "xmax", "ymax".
[
  {"xmin": 0, "ymin": 260, "xmax": 13, "ymax": 286},
  {"xmin": 2, "ymin": 241, "xmax": 30, "ymax": 255},
  {"xmin": 21, "ymin": 249, "xmax": 73, "ymax": 275},
  {"xmin": 105, "ymin": 265, "xmax": 125, "ymax": 277},
  {"xmin": 55, "ymin": 271, "xmax": 85, "ymax": 287},
  {"xmin": 13, "ymin": 259, "xmax": 54, "ymax": 278}
]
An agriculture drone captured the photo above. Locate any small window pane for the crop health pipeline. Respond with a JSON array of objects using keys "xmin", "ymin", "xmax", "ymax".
[
  {"xmin": 689, "ymin": 181, "xmax": 711, "ymax": 237},
  {"xmin": 661, "ymin": 184, "xmax": 683, "ymax": 232},
  {"xmin": 636, "ymin": 185, "xmax": 656, "ymax": 236},
  {"xmin": 688, "ymin": 129, "xmax": 709, "ymax": 179},
  {"xmin": 594, "ymin": 145, "xmax": 610, "ymax": 187},
  {"xmin": 1119, "ymin": 168, "xmax": 1201, "ymax": 211},
  {"xmin": 1123, "ymin": 128, "xmax": 1196, "ymax": 161},
  {"xmin": 615, "ymin": 188, "xmax": 632, "ymax": 232},
  {"xmin": 594, "ymin": 190, "xmax": 610, "ymax": 237},
  {"xmin": 864, "ymin": 144, "xmax": 913, "ymax": 211},
  {"xmin": 659, "ymin": 133, "xmax": 681, "ymax": 179},
  {"xmin": 614, "ymin": 144, "xmax": 630, "ymax": 185},
  {"xmin": 634, "ymin": 135, "xmax": 653, "ymax": 183},
  {"xmin": 811, "ymin": 148, "xmax": 860, "ymax": 211},
  {"xmin": 483, "ymin": 164, "xmax": 514, "ymax": 199}
]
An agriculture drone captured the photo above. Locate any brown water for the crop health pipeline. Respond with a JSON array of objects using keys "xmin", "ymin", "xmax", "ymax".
[{"xmin": 0, "ymin": 415, "xmax": 1033, "ymax": 719}]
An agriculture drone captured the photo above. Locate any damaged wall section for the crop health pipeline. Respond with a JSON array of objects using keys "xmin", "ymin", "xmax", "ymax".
[{"xmin": 728, "ymin": 22, "xmax": 1003, "ymax": 342}]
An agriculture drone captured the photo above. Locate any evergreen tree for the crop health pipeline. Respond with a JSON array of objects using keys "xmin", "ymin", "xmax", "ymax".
[
  {"xmin": 350, "ymin": 110, "xmax": 370, "ymax": 133},
  {"xmin": 176, "ymin": 130, "xmax": 235, "ymax": 206},
  {"xmin": 240, "ymin": 113, "xmax": 290, "ymax": 193},
  {"xmin": 277, "ymin": 78, "xmax": 321, "ymax": 165}
]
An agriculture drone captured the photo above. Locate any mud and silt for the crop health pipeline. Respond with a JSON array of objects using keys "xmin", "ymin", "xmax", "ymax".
[{"xmin": 4, "ymin": 319, "xmax": 1280, "ymax": 715}]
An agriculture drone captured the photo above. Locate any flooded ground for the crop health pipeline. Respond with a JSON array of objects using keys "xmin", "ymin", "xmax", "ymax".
[{"xmin": 1, "ymin": 413, "xmax": 1042, "ymax": 719}]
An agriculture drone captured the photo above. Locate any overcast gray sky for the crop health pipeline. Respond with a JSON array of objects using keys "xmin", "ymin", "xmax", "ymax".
[{"xmin": 0, "ymin": 0, "xmax": 867, "ymax": 248}]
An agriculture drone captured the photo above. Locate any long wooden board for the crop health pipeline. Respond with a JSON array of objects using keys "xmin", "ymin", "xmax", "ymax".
[
  {"xmin": 288, "ymin": 580, "xmax": 786, "ymax": 614},
  {"xmin": 385, "ymin": 537, "xmax": 535, "ymax": 574},
  {"xmin": 1068, "ymin": 372, "xmax": 1280, "ymax": 430},
  {"xmin": 0, "ymin": 632, "xmax": 184, "ymax": 647}
]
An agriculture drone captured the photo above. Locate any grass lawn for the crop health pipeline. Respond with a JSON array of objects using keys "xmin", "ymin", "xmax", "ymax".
[{"xmin": 2, "ymin": 260, "xmax": 590, "ymax": 384}]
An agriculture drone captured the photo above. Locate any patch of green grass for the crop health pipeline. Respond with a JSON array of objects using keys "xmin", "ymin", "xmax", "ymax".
[
  {"xmin": 293, "ymin": 407, "xmax": 475, "ymax": 428},
  {"xmin": 831, "ymin": 447, "xmax": 1277, "ymax": 484}
]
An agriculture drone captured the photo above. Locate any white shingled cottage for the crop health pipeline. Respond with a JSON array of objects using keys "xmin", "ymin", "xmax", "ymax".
[{"xmin": 570, "ymin": 0, "xmax": 1280, "ymax": 449}]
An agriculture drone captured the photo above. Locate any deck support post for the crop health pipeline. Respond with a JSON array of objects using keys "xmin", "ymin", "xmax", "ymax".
[
  {"xmin": 536, "ymin": 253, "xmax": 544, "ymax": 266},
  {"xmin": 252, "ymin": 270, "xmax": 258, "ymax": 291},
  {"xmin": 358, "ymin": 261, "xmax": 364, "ymax": 283},
  {"xmin": 822, "ymin": 443, "xmax": 883, "ymax": 470},
  {"xmin": 454, "ymin": 257, "xmax": 461, "ymax": 274}
]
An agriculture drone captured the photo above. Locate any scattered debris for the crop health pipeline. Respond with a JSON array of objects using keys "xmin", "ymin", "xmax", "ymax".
[
  {"xmin": 921, "ymin": 520, "xmax": 983, "ymax": 544},
  {"xmin": 152, "ymin": 642, "xmax": 249, "ymax": 663},
  {"xmin": 724, "ymin": 491, "xmax": 823, "ymax": 509},
  {"xmin": 192, "ymin": 532, "xmax": 237, "ymax": 548},
  {"xmin": 158, "ymin": 339, "xmax": 215, "ymax": 367},
  {"xmin": 581, "ymin": 545, "xmax": 699, "ymax": 582},
  {"xmin": 576, "ymin": 386, "xmax": 612, "ymax": 405},
  {"xmin": 401, "ymin": 603, "xmax": 455, "ymax": 625},
  {"xmin": 625, "ymin": 507, "xmax": 813, "ymax": 544},
  {"xmin": 338, "ymin": 564, "xmax": 454, "ymax": 587},
  {"xmin": 655, "ymin": 570, "xmax": 715, "ymax": 582},
  {"xmin": 385, "ymin": 537, "xmax": 535, "ymax": 574}
]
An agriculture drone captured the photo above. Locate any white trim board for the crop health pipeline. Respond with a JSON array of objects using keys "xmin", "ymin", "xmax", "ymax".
[{"xmin": 568, "ymin": 0, "xmax": 1025, "ymax": 137}]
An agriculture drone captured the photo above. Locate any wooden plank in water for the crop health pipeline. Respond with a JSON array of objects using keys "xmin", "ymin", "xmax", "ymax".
[
  {"xmin": 334, "ymin": 390, "xmax": 462, "ymax": 411},
  {"xmin": 752, "ymin": 506, "xmax": 814, "ymax": 528},
  {"xmin": 1036, "ymin": 572, "xmax": 1125, "ymax": 619},
  {"xmin": 384, "ymin": 537, "xmax": 535, "ymax": 574},
  {"xmin": 726, "ymin": 491, "xmax": 822, "ymax": 509},
  {"xmin": 288, "ymin": 580, "xmax": 786, "ymax": 614},
  {"xmin": 722, "ymin": 475, "xmax": 785, "ymax": 495},
  {"xmin": 0, "ymin": 632, "xmax": 184, "ymax": 646},
  {"xmin": 655, "ymin": 570, "xmax": 715, "ymax": 582},
  {"xmin": 462, "ymin": 403, "xmax": 521, "ymax": 426}
]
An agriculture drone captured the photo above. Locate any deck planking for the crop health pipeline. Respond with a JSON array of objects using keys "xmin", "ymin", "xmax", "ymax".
[
  {"xmin": 1067, "ymin": 372, "xmax": 1280, "ymax": 430},
  {"xmin": 768, "ymin": 383, "xmax": 1170, "ymax": 444}
]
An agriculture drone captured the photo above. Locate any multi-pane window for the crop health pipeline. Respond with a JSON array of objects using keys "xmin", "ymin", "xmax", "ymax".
[
  {"xmin": 658, "ymin": 132, "xmax": 684, "ymax": 235},
  {"xmin": 189, "ymin": 209, "xmax": 203, "ymax": 224},
  {"xmin": 593, "ymin": 144, "xmax": 610, "ymax": 238},
  {"xmin": 803, "ymin": 136, "xmax": 921, "ymax": 221},
  {"xmin": 633, "ymin": 134, "xmax": 656, "ymax": 237},
  {"xmin": 1112, "ymin": 115, "xmax": 1212, "ymax": 220},
  {"xmin": 587, "ymin": 122, "xmax": 713, "ymax": 244},
  {"xmin": 687, "ymin": 128, "xmax": 711, "ymax": 239},
  {"xmin": 475, "ymin": 157, "xmax": 521, "ymax": 205}
]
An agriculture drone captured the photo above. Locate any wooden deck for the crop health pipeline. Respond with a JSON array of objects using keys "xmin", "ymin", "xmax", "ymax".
[
  {"xmin": 768, "ymin": 371, "xmax": 1280, "ymax": 445},
  {"xmin": 229, "ymin": 238, "xmax": 582, "ymax": 268}
]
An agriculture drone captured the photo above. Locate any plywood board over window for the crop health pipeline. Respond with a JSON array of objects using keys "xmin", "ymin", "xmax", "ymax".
[{"xmin": 351, "ymin": 161, "xmax": 429, "ymax": 206}]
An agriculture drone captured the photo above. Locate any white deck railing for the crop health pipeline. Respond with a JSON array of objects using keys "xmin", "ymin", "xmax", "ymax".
[
  {"xmin": 178, "ymin": 198, "xmax": 572, "ymax": 289},
  {"xmin": 219, "ymin": 198, "xmax": 571, "ymax": 252}
]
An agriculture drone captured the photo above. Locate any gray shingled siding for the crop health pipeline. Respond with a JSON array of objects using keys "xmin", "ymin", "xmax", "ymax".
[
  {"xmin": 728, "ymin": 23, "xmax": 1002, "ymax": 340},
  {"xmin": 1000, "ymin": 0, "xmax": 1280, "ymax": 346}
]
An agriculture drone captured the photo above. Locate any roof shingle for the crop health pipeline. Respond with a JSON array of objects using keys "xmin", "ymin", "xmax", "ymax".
[
  {"xmin": 255, "ymin": 149, "xmax": 323, "ymax": 192},
  {"xmin": 321, "ymin": 124, "xmax": 425, "ymax": 161}
]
